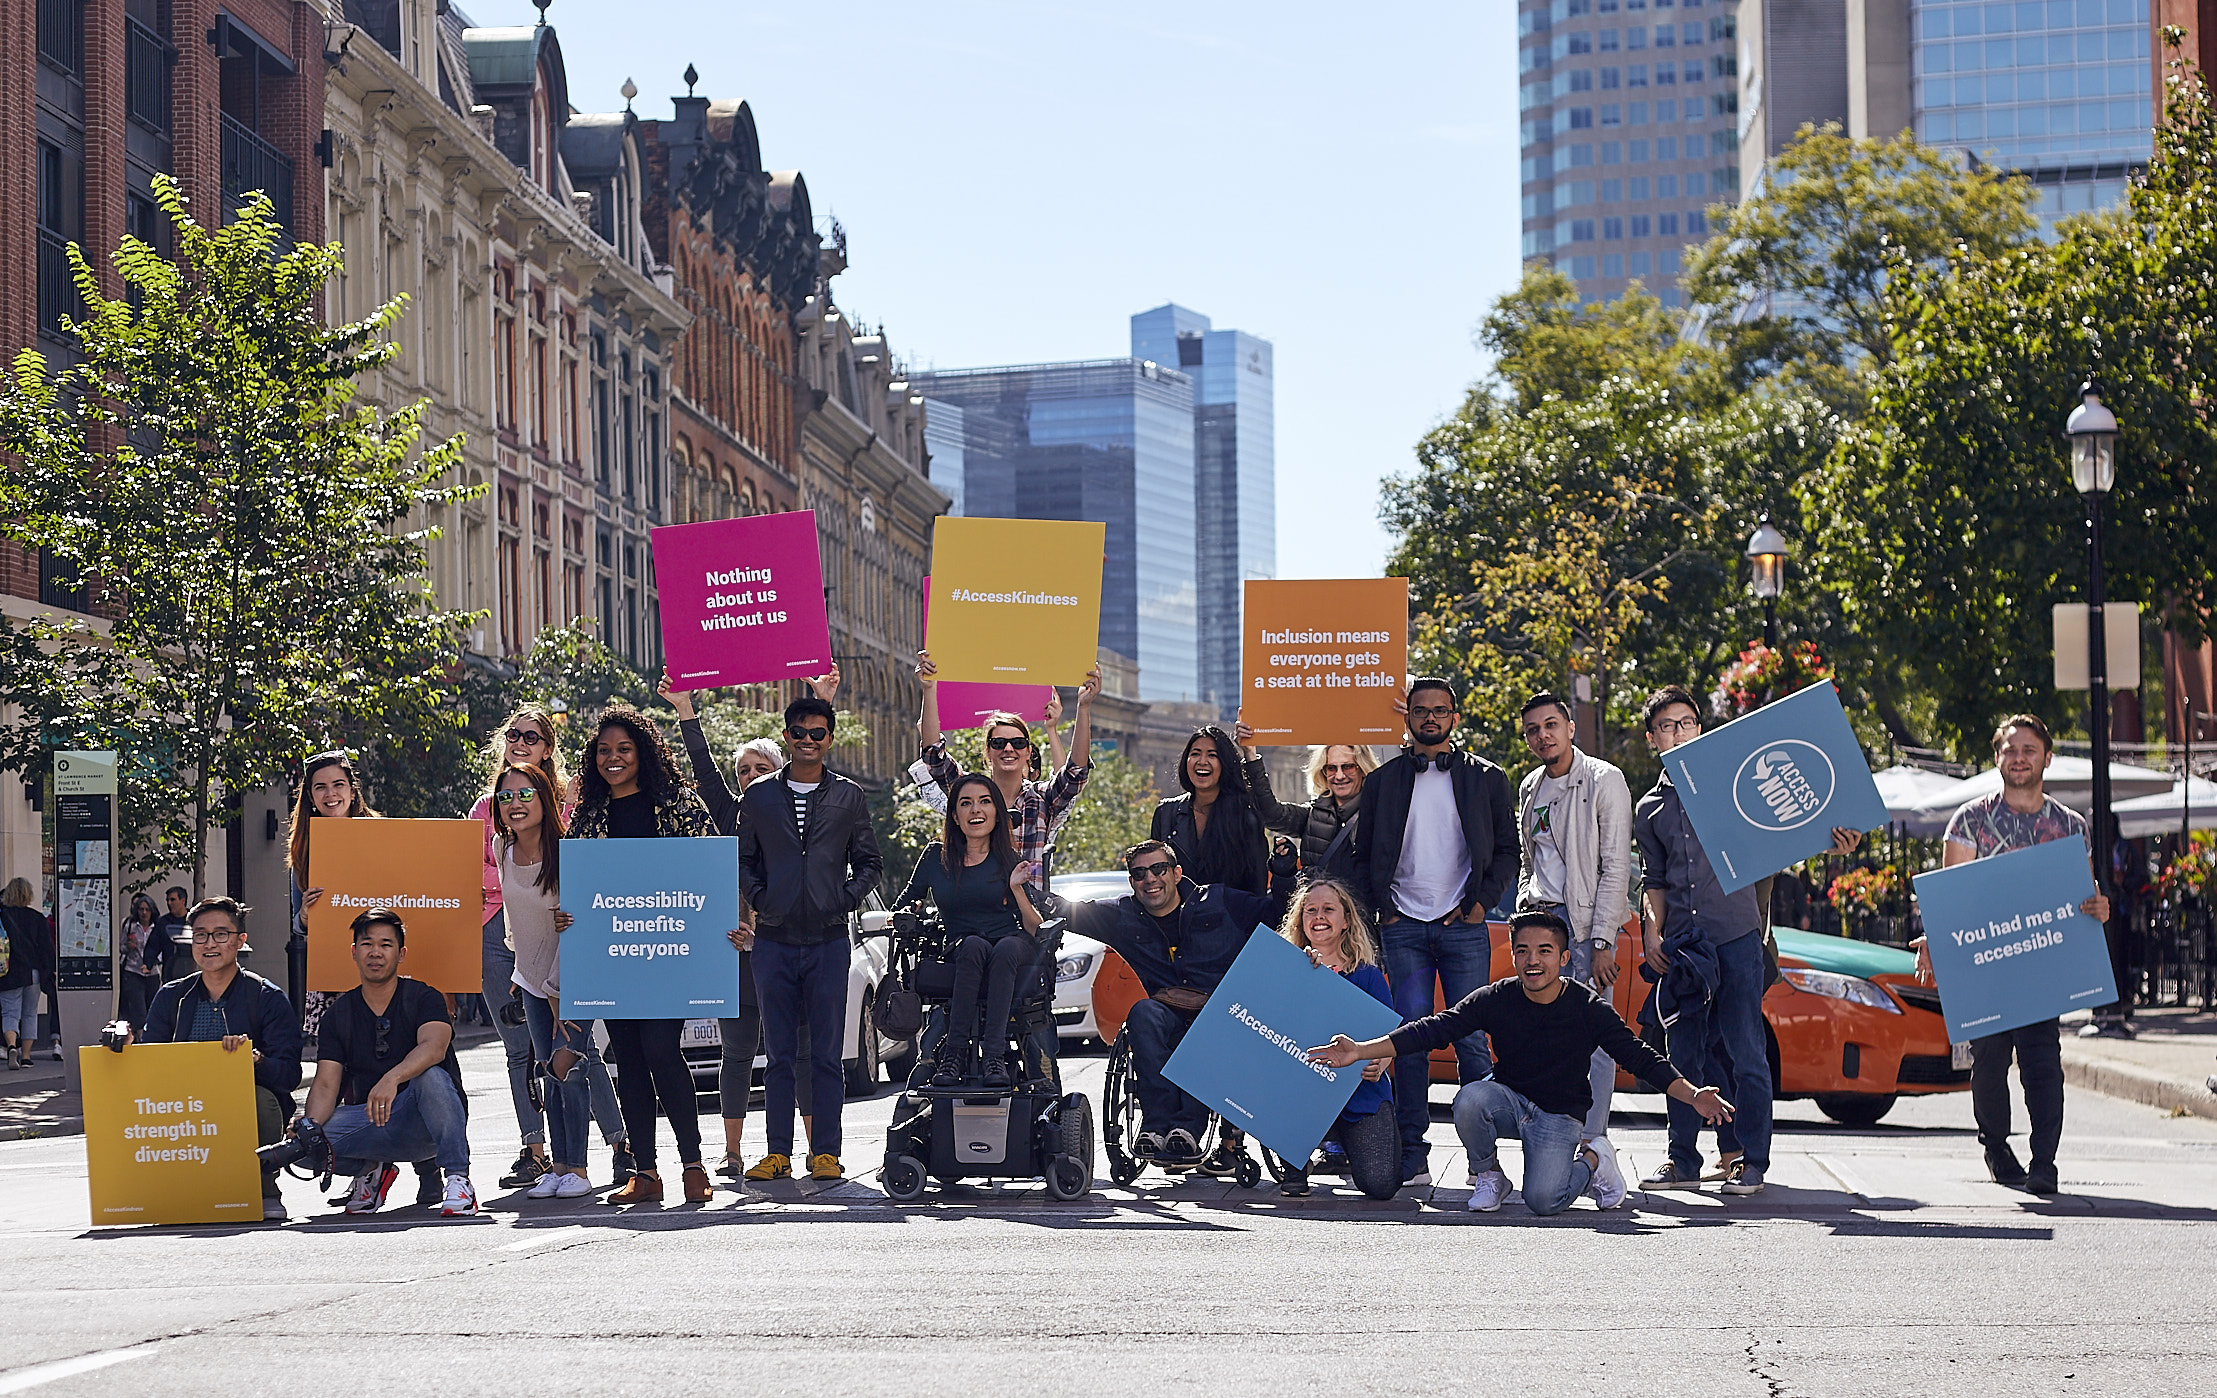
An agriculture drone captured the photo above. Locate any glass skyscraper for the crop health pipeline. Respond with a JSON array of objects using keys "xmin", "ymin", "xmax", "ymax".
[
  {"xmin": 1129, "ymin": 305, "xmax": 1275, "ymax": 720},
  {"xmin": 913, "ymin": 360, "xmax": 1199, "ymax": 703}
]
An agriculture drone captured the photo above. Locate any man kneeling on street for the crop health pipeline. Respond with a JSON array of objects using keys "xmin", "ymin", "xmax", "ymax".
[
  {"xmin": 1309, "ymin": 910, "xmax": 1733, "ymax": 1215},
  {"xmin": 291, "ymin": 909, "xmax": 476, "ymax": 1217}
]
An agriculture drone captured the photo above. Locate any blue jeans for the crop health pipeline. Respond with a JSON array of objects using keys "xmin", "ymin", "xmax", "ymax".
[
  {"xmin": 1665, "ymin": 930, "xmax": 1771, "ymax": 1173},
  {"xmin": 1565, "ymin": 931, "xmax": 1616, "ymax": 1142},
  {"xmin": 1124, "ymin": 998, "xmax": 1209, "ymax": 1138},
  {"xmin": 326, "ymin": 1065, "xmax": 471, "ymax": 1176},
  {"xmin": 0, "ymin": 973, "xmax": 37, "ymax": 1039},
  {"xmin": 523, "ymin": 991, "xmax": 592, "ymax": 1168},
  {"xmin": 1383, "ymin": 916, "xmax": 1494, "ymax": 1166},
  {"xmin": 754, "ymin": 937, "xmax": 848, "ymax": 1157},
  {"xmin": 482, "ymin": 911, "xmax": 544, "ymax": 1147},
  {"xmin": 1453, "ymin": 1078, "xmax": 1592, "ymax": 1216}
]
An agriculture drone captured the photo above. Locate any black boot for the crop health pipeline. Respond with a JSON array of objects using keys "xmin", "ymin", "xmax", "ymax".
[
  {"xmin": 2025, "ymin": 1160, "xmax": 2059, "ymax": 1195},
  {"xmin": 1984, "ymin": 1144, "xmax": 2028, "ymax": 1188},
  {"xmin": 931, "ymin": 1039, "xmax": 965, "ymax": 1088},
  {"xmin": 981, "ymin": 1053, "xmax": 1012, "ymax": 1090}
]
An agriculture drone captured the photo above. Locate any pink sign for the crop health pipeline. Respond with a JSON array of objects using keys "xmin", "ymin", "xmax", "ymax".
[
  {"xmin": 652, "ymin": 512, "xmax": 832, "ymax": 688},
  {"xmin": 923, "ymin": 575, "xmax": 1053, "ymax": 728}
]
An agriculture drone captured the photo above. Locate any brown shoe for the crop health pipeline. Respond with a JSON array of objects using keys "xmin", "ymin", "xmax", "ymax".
[
  {"xmin": 606, "ymin": 1170, "xmax": 663, "ymax": 1205},
  {"xmin": 682, "ymin": 1164, "xmax": 713, "ymax": 1203}
]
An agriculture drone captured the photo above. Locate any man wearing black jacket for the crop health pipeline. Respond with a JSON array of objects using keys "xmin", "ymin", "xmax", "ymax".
[
  {"xmin": 1346, "ymin": 677, "xmax": 1519, "ymax": 1186},
  {"xmin": 129, "ymin": 897, "xmax": 302, "ymax": 1220},
  {"xmin": 735, "ymin": 694, "xmax": 884, "ymax": 1183},
  {"xmin": 1063, "ymin": 840, "xmax": 1290, "ymax": 1164}
]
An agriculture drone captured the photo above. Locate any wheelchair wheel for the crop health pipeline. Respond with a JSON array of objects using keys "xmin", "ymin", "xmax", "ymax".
[
  {"xmin": 1235, "ymin": 1150, "xmax": 1261, "ymax": 1189},
  {"xmin": 1261, "ymin": 1147, "xmax": 1291, "ymax": 1183},
  {"xmin": 883, "ymin": 1154, "xmax": 929, "ymax": 1202},
  {"xmin": 1042, "ymin": 1092, "xmax": 1095, "ymax": 1201},
  {"xmin": 1102, "ymin": 1031, "xmax": 1140, "ymax": 1187}
]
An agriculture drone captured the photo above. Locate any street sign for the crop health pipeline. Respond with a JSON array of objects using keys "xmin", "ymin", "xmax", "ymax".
[{"xmin": 2052, "ymin": 603, "xmax": 2140, "ymax": 690}]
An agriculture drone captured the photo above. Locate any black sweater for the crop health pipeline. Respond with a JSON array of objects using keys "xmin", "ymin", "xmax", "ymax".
[{"xmin": 1390, "ymin": 977, "xmax": 1682, "ymax": 1120}]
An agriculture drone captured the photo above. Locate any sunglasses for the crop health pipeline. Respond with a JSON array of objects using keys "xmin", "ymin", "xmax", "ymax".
[
  {"xmin": 787, "ymin": 726, "xmax": 831, "ymax": 742},
  {"xmin": 504, "ymin": 728, "xmax": 548, "ymax": 747},
  {"xmin": 1322, "ymin": 763, "xmax": 1362, "ymax": 777},
  {"xmin": 987, "ymin": 735, "xmax": 1032, "ymax": 751},
  {"xmin": 495, "ymin": 788, "xmax": 537, "ymax": 805},
  {"xmin": 1126, "ymin": 859, "xmax": 1176, "ymax": 883}
]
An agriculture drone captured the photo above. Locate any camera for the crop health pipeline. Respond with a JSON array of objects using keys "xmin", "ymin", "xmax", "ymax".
[
  {"xmin": 256, "ymin": 1114, "xmax": 331, "ymax": 1178},
  {"xmin": 498, "ymin": 991, "xmax": 527, "ymax": 1028},
  {"xmin": 99, "ymin": 1020, "xmax": 133, "ymax": 1053}
]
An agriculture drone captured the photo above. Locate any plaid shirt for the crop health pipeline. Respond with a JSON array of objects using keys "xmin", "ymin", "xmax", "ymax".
[{"xmin": 920, "ymin": 741, "xmax": 1091, "ymax": 874}]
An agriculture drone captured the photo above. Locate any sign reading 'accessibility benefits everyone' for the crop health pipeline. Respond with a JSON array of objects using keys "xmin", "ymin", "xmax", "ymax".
[
  {"xmin": 81, "ymin": 1041, "xmax": 262, "ymax": 1226},
  {"xmin": 559, "ymin": 837, "xmax": 745, "ymax": 1019},
  {"xmin": 1657, "ymin": 682, "xmax": 1888, "ymax": 894},
  {"xmin": 1912, "ymin": 836, "xmax": 2117, "ymax": 1040},
  {"xmin": 1163, "ymin": 932, "xmax": 1402, "ymax": 1165},
  {"xmin": 306, "ymin": 819, "xmax": 483, "ymax": 993},
  {"xmin": 924, "ymin": 516, "xmax": 1105, "ymax": 686}
]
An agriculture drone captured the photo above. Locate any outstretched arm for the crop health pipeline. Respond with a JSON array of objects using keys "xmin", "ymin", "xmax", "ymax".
[{"xmin": 915, "ymin": 651, "xmax": 943, "ymax": 751}]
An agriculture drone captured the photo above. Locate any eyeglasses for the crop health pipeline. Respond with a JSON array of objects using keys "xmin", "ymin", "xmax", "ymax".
[
  {"xmin": 503, "ymin": 728, "xmax": 548, "ymax": 747},
  {"xmin": 1409, "ymin": 705, "xmax": 1454, "ymax": 720},
  {"xmin": 987, "ymin": 735, "xmax": 1032, "ymax": 751},
  {"xmin": 494, "ymin": 788, "xmax": 537, "ymax": 805},
  {"xmin": 189, "ymin": 928, "xmax": 240, "ymax": 945},
  {"xmin": 786, "ymin": 726, "xmax": 830, "ymax": 742},
  {"xmin": 1651, "ymin": 717, "xmax": 1702, "ymax": 737},
  {"xmin": 1126, "ymin": 860, "xmax": 1176, "ymax": 883},
  {"xmin": 1322, "ymin": 764, "xmax": 1361, "ymax": 777}
]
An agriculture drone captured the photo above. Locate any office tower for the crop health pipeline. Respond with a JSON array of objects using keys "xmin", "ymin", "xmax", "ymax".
[
  {"xmin": 1130, "ymin": 305, "xmax": 1276, "ymax": 720},
  {"xmin": 922, "ymin": 397, "xmax": 967, "ymax": 518},
  {"xmin": 1518, "ymin": 0, "xmax": 1746, "ymax": 305},
  {"xmin": 911, "ymin": 360, "xmax": 1199, "ymax": 703}
]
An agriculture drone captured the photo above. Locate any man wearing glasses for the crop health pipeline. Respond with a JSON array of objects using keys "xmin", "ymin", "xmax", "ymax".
[
  {"xmin": 1061, "ymin": 840, "xmax": 1291, "ymax": 1164},
  {"xmin": 1634, "ymin": 685, "xmax": 1860, "ymax": 1198},
  {"xmin": 1346, "ymin": 676, "xmax": 1519, "ymax": 1188},
  {"xmin": 297, "ymin": 909, "xmax": 475, "ymax": 1216},
  {"xmin": 133, "ymin": 896, "xmax": 302, "ymax": 1220},
  {"xmin": 735, "ymin": 694, "xmax": 885, "ymax": 1182}
]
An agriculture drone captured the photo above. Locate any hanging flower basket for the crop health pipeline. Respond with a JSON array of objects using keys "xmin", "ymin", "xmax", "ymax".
[
  {"xmin": 2155, "ymin": 831, "xmax": 2214, "ymax": 901},
  {"xmin": 1711, "ymin": 640, "xmax": 1836, "ymax": 718}
]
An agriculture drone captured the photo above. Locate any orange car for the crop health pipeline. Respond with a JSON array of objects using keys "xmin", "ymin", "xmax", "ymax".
[{"xmin": 1088, "ymin": 918, "xmax": 1964, "ymax": 1125}]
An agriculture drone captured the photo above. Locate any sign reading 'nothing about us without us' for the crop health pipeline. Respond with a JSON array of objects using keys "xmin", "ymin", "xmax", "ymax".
[{"xmin": 650, "ymin": 511, "xmax": 833, "ymax": 689}]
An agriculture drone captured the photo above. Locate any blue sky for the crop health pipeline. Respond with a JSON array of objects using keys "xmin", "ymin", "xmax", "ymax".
[{"xmin": 474, "ymin": 2, "xmax": 1523, "ymax": 577}]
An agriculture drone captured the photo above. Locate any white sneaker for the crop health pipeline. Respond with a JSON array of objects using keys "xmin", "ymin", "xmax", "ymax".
[
  {"xmin": 553, "ymin": 1171, "xmax": 593, "ymax": 1199},
  {"xmin": 344, "ymin": 1165, "xmax": 397, "ymax": 1215},
  {"xmin": 1467, "ymin": 1167, "xmax": 1510, "ymax": 1212},
  {"xmin": 440, "ymin": 1175, "xmax": 478, "ymax": 1217},
  {"xmin": 526, "ymin": 1172, "xmax": 563, "ymax": 1199},
  {"xmin": 1585, "ymin": 1138, "xmax": 1628, "ymax": 1209}
]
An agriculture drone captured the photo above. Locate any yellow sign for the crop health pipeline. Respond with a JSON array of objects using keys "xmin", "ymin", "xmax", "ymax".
[
  {"xmin": 1241, "ymin": 578, "xmax": 1410, "ymax": 745},
  {"xmin": 305, "ymin": 818, "xmax": 484, "ymax": 993},
  {"xmin": 925, "ymin": 517, "xmax": 1106, "ymax": 685},
  {"xmin": 81, "ymin": 1042, "xmax": 262, "ymax": 1226}
]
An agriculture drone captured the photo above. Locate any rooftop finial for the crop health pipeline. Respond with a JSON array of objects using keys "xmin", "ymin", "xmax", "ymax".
[
  {"xmin": 532, "ymin": 0, "xmax": 551, "ymax": 25},
  {"xmin": 621, "ymin": 77, "xmax": 638, "ymax": 108},
  {"xmin": 683, "ymin": 63, "xmax": 699, "ymax": 97}
]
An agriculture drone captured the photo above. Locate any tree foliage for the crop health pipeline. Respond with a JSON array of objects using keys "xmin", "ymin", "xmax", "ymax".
[{"xmin": 0, "ymin": 178, "xmax": 478, "ymax": 893}]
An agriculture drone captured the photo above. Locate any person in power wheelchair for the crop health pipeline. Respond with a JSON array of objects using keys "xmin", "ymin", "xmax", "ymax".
[
  {"xmin": 1066, "ymin": 838, "xmax": 1294, "ymax": 1177},
  {"xmin": 879, "ymin": 775, "xmax": 1094, "ymax": 1201}
]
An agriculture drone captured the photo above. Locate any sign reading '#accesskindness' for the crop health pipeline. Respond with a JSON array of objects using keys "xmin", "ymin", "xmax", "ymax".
[
  {"xmin": 925, "ymin": 517, "xmax": 1104, "ymax": 686},
  {"xmin": 1658, "ymin": 682, "xmax": 1888, "ymax": 893},
  {"xmin": 651, "ymin": 511, "xmax": 833, "ymax": 688},
  {"xmin": 921, "ymin": 575, "xmax": 1053, "ymax": 728},
  {"xmin": 1163, "ymin": 932, "xmax": 1402, "ymax": 1165},
  {"xmin": 1912, "ymin": 836, "xmax": 2116, "ymax": 1040},
  {"xmin": 559, "ymin": 837, "xmax": 745, "ymax": 1019},
  {"xmin": 306, "ymin": 818, "xmax": 483, "ymax": 993}
]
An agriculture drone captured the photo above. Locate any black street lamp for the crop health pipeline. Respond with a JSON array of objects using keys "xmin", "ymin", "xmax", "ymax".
[
  {"xmin": 1747, "ymin": 517, "xmax": 1787, "ymax": 649},
  {"xmin": 2065, "ymin": 376, "xmax": 2131, "ymax": 1037}
]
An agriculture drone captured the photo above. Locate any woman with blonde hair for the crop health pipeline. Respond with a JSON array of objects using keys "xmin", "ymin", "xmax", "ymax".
[
  {"xmin": 1276, "ymin": 876, "xmax": 1399, "ymax": 1199},
  {"xmin": 1239, "ymin": 731, "xmax": 1378, "ymax": 876},
  {"xmin": 1, "ymin": 878, "xmax": 55, "ymax": 1070}
]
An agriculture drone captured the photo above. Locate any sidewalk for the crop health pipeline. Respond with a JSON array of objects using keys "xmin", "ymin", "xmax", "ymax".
[{"xmin": 2060, "ymin": 1005, "xmax": 2217, "ymax": 1120}]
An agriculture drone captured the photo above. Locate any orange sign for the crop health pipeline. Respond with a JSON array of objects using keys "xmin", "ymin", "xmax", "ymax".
[
  {"xmin": 1241, "ymin": 578, "xmax": 1409, "ymax": 745},
  {"xmin": 304, "ymin": 819, "xmax": 483, "ymax": 993}
]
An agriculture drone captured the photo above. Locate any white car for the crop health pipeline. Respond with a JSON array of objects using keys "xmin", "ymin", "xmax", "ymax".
[
  {"xmin": 673, "ymin": 891, "xmax": 917, "ymax": 1099},
  {"xmin": 1048, "ymin": 870, "xmax": 1130, "ymax": 1044}
]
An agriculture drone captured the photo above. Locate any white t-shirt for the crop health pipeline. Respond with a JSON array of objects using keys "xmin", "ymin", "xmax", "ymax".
[
  {"xmin": 501, "ymin": 847, "xmax": 563, "ymax": 1001},
  {"xmin": 1527, "ymin": 767, "xmax": 1573, "ymax": 908},
  {"xmin": 1390, "ymin": 764, "xmax": 1472, "ymax": 922}
]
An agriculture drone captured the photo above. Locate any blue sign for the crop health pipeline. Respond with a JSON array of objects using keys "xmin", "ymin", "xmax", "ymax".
[
  {"xmin": 1163, "ymin": 931, "xmax": 1403, "ymax": 1165},
  {"xmin": 1659, "ymin": 682, "xmax": 1888, "ymax": 893},
  {"xmin": 559, "ymin": 837, "xmax": 746, "ymax": 1018},
  {"xmin": 1912, "ymin": 836, "xmax": 2116, "ymax": 1040}
]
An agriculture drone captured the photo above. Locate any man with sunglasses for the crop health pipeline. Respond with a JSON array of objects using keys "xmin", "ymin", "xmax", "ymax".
[
  {"xmin": 130, "ymin": 896, "xmax": 301, "ymax": 1220},
  {"xmin": 1061, "ymin": 840, "xmax": 1292, "ymax": 1164},
  {"xmin": 915, "ymin": 651, "xmax": 1104, "ymax": 877},
  {"xmin": 735, "ymin": 694, "xmax": 885, "ymax": 1182},
  {"xmin": 1347, "ymin": 676, "xmax": 1519, "ymax": 1187},
  {"xmin": 298, "ymin": 909, "xmax": 475, "ymax": 1216}
]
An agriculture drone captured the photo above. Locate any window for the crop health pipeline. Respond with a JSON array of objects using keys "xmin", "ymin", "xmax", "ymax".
[
  {"xmin": 1660, "ymin": 250, "xmax": 1681, "ymax": 275},
  {"xmin": 1604, "ymin": 253, "xmax": 1624, "ymax": 277},
  {"xmin": 1602, "ymin": 142, "xmax": 1622, "ymax": 164},
  {"xmin": 1630, "ymin": 176, "xmax": 1650, "ymax": 199},
  {"xmin": 500, "ymin": 536, "xmax": 522, "ymax": 652},
  {"xmin": 1602, "ymin": 179, "xmax": 1622, "ymax": 201},
  {"xmin": 1631, "ymin": 139, "xmax": 1650, "ymax": 162},
  {"xmin": 1628, "ymin": 26, "xmax": 1647, "ymax": 49},
  {"xmin": 1687, "ymin": 210, "xmax": 1707, "ymax": 233},
  {"xmin": 1658, "ymin": 172, "xmax": 1680, "ymax": 197},
  {"xmin": 1684, "ymin": 60, "xmax": 1704, "ymax": 82},
  {"xmin": 1629, "ymin": 100, "xmax": 1649, "ymax": 123},
  {"xmin": 1683, "ymin": 22, "xmax": 1703, "ymax": 44},
  {"xmin": 1601, "ymin": 104, "xmax": 1622, "ymax": 125},
  {"xmin": 1659, "ymin": 211, "xmax": 1680, "ymax": 234},
  {"xmin": 1600, "ymin": 29, "xmax": 1620, "ymax": 51},
  {"xmin": 1657, "ymin": 63, "xmax": 1677, "ymax": 85},
  {"xmin": 1631, "ymin": 213, "xmax": 1652, "ymax": 236},
  {"xmin": 1570, "ymin": 69, "xmax": 1594, "ymax": 91},
  {"xmin": 1567, "ymin": 0, "xmax": 1591, "ymax": 13},
  {"xmin": 1601, "ymin": 67, "xmax": 1620, "ymax": 89},
  {"xmin": 1567, "ymin": 31, "xmax": 1593, "ymax": 54},
  {"xmin": 1686, "ymin": 171, "xmax": 1706, "ymax": 195},
  {"xmin": 1604, "ymin": 217, "xmax": 1624, "ymax": 239},
  {"xmin": 1658, "ymin": 136, "xmax": 1678, "ymax": 160},
  {"xmin": 1572, "ymin": 256, "xmax": 1596, "ymax": 278},
  {"xmin": 1572, "ymin": 219, "xmax": 1596, "ymax": 242},
  {"xmin": 1656, "ymin": 24, "xmax": 1675, "ymax": 47},
  {"xmin": 1570, "ymin": 107, "xmax": 1594, "ymax": 128},
  {"xmin": 1571, "ymin": 143, "xmax": 1594, "ymax": 166},
  {"xmin": 1632, "ymin": 251, "xmax": 1653, "ymax": 276},
  {"xmin": 1628, "ymin": 64, "xmax": 1647, "ymax": 86}
]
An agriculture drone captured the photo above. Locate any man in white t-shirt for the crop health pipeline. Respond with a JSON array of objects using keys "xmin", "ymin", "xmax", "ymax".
[
  {"xmin": 1347, "ymin": 677, "xmax": 1519, "ymax": 1187},
  {"xmin": 1515, "ymin": 691, "xmax": 1633, "ymax": 1196}
]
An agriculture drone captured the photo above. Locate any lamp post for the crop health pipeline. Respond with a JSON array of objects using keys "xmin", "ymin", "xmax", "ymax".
[
  {"xmin": 2066, "ymin": 376, "xmax": 2129, "ymax": 1036},
  {"xmin": 1747, "ymin": 517, "xmax": 1787, "ymax": 649}
]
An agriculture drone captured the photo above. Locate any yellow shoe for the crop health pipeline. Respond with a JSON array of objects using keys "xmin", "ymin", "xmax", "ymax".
[
  {"xmin": 808, "ymin": 1152, "xmax": 844, "ymax": 1181},
  {"xmin": 743, "ymin": 1153, "xmax": 792, "ymax": 1182}
]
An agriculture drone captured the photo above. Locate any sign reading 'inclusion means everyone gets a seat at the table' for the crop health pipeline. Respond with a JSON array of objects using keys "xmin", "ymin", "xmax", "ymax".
[{"xmin": 1657, "ymin": 681, "xmax": 1889, "ymax": 894}]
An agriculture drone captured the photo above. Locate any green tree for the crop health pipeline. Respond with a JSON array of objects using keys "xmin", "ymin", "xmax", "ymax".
[{"xmin": 0, "ymin": 178, "xmax": 479, "ymax": 894}]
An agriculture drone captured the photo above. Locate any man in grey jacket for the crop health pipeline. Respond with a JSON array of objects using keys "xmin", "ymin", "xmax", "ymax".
[{"xmin": 1514, "ymin": 692, "xmax": 1633, "ymax": 1171}]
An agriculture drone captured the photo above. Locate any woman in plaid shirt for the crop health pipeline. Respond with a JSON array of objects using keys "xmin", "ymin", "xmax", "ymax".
[{"xmin": 914, "ymin": 651, "xmax": 1103, "ymax": 878}]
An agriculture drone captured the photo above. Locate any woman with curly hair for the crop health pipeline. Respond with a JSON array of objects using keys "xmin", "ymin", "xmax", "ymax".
[
  {"xmin": 1275, "ymin": 877, "xmax": 1398, "ymax": 1199},
  {"xmin": 567, "ymin": 705, "xmax": 720, "ymax": 1205}
]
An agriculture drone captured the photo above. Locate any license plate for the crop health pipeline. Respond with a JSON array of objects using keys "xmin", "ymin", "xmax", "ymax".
[
  {"xmin": 682, "ymin": 1021, "xmax": 722, "ymax": 1048},
  {"xmin": 1950, "ymin": 1041, "xmax": 1973, "ymax": 1071}
]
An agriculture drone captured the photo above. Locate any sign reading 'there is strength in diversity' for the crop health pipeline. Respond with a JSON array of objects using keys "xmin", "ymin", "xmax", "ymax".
[
  {"xmin": 651, "ymin": 511, "xmax": 833, "ymax": 688},
  {"xmin": 560, "ymin": 837, "xmax": 746, "ymax": 1019},
  {"xmin": 81, "ymin": 1042, "xmax": 262, "ymax": 1226}
]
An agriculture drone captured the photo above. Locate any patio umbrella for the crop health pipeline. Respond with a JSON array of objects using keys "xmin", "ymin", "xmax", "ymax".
[
  {"xmin": 1905, "ymin": 756, "xmax": 2178, "ymax": 833},
  {"xmin": 2111, "ymin": 775, "xmax": 2217, "ymax": 840},
  {"xmin": 1870, "ymin": 764, "xmax": 1972, "ymax": 838}
]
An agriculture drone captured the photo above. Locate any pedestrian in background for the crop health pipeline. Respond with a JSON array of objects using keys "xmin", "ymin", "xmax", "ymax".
[
  {"xmin": 118, "ymin": 893, "xmax": 164, "ymax": 1031},
  {"xmin": 1, "ymin": 879, "xmax": 54, "ymax": 1070}
]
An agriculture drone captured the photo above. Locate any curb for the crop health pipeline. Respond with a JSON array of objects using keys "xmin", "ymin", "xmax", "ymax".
[
  {"xmin": 2060, "ymin": 1049, "xmax": 2217, "ymax": 1121},
  {"xmin": 7, "ymin": 1118, "xmax": 85, "ymax": 1141}
]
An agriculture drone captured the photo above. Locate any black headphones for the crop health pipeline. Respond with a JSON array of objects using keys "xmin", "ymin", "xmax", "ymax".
[{"xmin": 1406, "ymin": 748, "xmax": 1461, "ymax": 773}]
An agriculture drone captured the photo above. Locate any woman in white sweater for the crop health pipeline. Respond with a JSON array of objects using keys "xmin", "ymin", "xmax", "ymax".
[{"xmin": 492, "ymin": 760, "xmax": 590, "ymax": 1199}]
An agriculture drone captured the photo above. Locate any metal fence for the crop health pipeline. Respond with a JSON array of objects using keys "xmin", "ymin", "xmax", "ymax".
[
  {"xmin": 125, "ymin": 17, "xmax": 171, "ymax": 133},
  {"xmin": 220, "ymin": 115, "xmax": 292, "ymax": 234}
]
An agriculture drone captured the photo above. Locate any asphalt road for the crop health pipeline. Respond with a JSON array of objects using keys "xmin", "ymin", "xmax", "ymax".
[{"xmin": 2, "ymin": 1038, "xmax": 2213, "ymax": 1397}]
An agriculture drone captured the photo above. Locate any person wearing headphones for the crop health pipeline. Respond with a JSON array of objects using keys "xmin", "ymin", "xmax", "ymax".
[{"xmin": 1344, "ymin": 676, "xmax": 1519, "ymax": 1189}]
